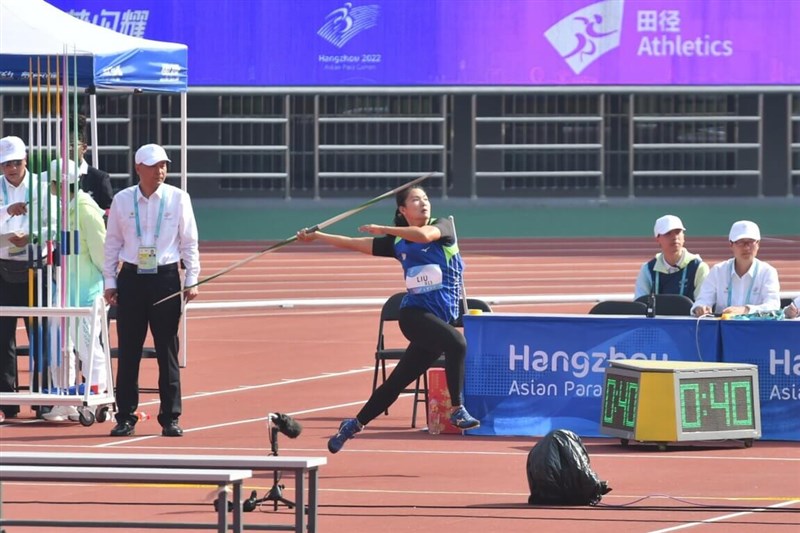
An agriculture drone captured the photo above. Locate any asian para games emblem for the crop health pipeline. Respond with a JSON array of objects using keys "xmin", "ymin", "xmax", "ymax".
[{"xmin": 317, "ymin": 2, "xmax": 380, "ymax": 48}]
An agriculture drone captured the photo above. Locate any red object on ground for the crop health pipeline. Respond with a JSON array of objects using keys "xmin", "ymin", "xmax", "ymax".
[{"xmin": 427, "ymin": 368, "xmax": 460, "ymax": 435}]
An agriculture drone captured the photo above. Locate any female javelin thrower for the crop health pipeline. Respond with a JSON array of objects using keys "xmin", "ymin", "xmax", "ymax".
[{"xmin": 296, "ymin": 186, "xmax": 480, "ymax": 453}]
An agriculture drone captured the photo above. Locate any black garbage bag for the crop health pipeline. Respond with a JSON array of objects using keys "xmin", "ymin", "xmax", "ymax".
[{"xmin": 526, "ymin": 429, "xmax": 611, "ymax": 505}]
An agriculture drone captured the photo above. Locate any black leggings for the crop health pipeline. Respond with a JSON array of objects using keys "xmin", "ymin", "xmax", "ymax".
[{"xmin": 357, "ymin": 306, "xmax": 467, "ymax": 426}]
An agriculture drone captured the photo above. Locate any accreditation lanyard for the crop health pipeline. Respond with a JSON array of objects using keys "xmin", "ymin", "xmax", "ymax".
[
  {"xmin": 1, "ymin": 176, "xmax": 26, "ymax": 257},
  {"xmin": 1, "ymin": 174, "xmax": 24, "ymax": 209},
  {"xmin": 134, "ymin": 187, "xmax": 166, "ymax": 274},
  {"xmin": 654, "ymin": 267, "xmax": 689, "ymax": 297},
  {"xmin": 727, "ymin": 260, "xmax": 759, "ymax": 307}
]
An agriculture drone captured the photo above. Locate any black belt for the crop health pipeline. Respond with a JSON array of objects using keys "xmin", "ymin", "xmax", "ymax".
[{"xmin": 121, "ymin": 262, "xmax": 179, "ymax": 273}]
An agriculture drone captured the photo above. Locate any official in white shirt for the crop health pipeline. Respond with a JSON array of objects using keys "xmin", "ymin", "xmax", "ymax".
[
  {"xmin": 0, "ymin": 136, "xmax": 57, "ymax": 420},
  {"xmin": 103, "ymin": 144, "xmax": 200, "ymax": 437},
  {"xmin": 691, "ymin": 220, "xmax": 781, "ymax": 317}
]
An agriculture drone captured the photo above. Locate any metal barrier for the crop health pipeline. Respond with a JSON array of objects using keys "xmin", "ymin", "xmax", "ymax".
[
  {"xmin": 628, "ymin": 93, "xmax": 763, "ymax": 198},
  {"xmin": 161, "ymin": 94, "xmax": 291, "ymax": 198},
  {"xmin": 470, "ymin": 93, "xmax": 605, "ymax": 199},
  {"xmin": 2, "ymin": 88, "xmax": 797, "ymax": 199},
  {"xmin": 790, "ymin": 93, "xmax": 800, "ymax": 198},
  {"xmin": 312, "ymin": 94, "xmax": 448, "ymax": 199}
]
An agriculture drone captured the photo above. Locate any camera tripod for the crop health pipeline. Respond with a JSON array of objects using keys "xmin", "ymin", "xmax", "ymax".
[{"xmin": 242, "ymin": 422, "xmax": 296, "ymax": 512}]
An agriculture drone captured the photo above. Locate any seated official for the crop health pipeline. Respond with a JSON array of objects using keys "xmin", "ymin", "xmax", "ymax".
[
  {"xmin": 691, "ymin": 220, "xmax": 781, "ymax": 317},
  {"xmin": 634, "ymin": 214, "xmax": 709, "ymax": 302}
]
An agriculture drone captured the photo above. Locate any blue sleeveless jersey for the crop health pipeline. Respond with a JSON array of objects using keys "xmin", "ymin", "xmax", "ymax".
[{"xmin": 373, "ymin": 217, "xmax": 464, "ymax": 323}]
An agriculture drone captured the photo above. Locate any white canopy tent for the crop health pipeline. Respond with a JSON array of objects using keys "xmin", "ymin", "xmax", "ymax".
[{"xmin": 0, "ymin": 0, "xmax": 189, "ymax": 189}]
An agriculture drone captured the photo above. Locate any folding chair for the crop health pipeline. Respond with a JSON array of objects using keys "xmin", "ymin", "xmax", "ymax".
[
  {"xmin": 635, "ymin": 294, "xmax": 694, "ymax": 316},
  {"xmin": 372, "ymin": 293, "xmax": 493, "ymax": 428},
  {"xmin": 372, "ymin": 292, "xmax": 417, "ymax": 423},
  {"xmin": 452, "ymin": 297, "xmax": 493, "ymax": 327},
  {"xmin": 589, "ymin": 300, "xmax": 648, "ymax": 315}
]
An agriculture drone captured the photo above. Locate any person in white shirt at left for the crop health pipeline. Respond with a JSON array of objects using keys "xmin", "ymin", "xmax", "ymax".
[
  {"xmin": 691, "ymin": 220, "xmax": 781, "ymax": 317},
  {"xmin": 0, "ymin": 136, "xmax": 56, "ymax": 421}
]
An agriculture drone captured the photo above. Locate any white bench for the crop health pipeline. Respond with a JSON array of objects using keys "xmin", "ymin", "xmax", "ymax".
[
  {"xmin": 0, "ymin": 464, "xmax": 252, "ymax": 533},
  {"xmin": 0, "ymin": 452, "xmax": 326, "ymax": 532}
]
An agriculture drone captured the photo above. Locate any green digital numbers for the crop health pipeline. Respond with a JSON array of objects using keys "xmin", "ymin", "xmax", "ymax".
[
  {"xmin": 680, "ymin": 382, "xmax": 701, "ymax": 429},
  {"xmin": 730, "ymin": 381, "xmax": 754, "ymax": 426},
  {"xmin": 679, "ymin": 376, "xmax": 755, "ymax": 432},
  {"xmin": 602, "ymin": 374, "xmax": 639, "ymax": 430},
  {"xmin": 708, "ymin": 382, "xmax": 731, "ymax": 427}
]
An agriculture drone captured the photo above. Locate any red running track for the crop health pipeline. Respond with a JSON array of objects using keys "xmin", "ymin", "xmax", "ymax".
[{"xmin": 1, "ymin": 237, "xmax": 798, "ymax": 533}]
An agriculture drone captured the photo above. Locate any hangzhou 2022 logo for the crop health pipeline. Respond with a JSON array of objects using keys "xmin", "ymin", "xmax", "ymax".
[{"xmin": 317, "ymin": 2, "xmax": 380, "ymax": 48}]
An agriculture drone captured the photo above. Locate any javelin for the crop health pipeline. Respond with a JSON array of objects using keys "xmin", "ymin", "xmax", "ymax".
[{"xmin": 153, "ymin": 172, "xmax": 432, "ymax": 305}]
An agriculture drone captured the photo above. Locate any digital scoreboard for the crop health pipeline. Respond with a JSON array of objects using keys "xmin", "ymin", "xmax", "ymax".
[{"xmin": 600, "ymin": 361, "xmax": 761, "ymax": 448}]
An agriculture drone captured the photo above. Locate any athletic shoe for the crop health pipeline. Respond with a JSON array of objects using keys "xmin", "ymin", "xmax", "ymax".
[
  {"xmin": 327, "ymin": 418, "xmax": 362, "ymax": 454},
  {"xmin": 42, "ymin": 405, "xmax": 80, "ymax": 422},
  {"xmin": 450, "ymin": 406, "xmax": 480, "ymax": 430}
]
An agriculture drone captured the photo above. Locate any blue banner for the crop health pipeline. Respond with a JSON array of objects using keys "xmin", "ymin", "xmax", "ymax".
[
  {"xmin": 47, "ymin": 0, "xmax": 800, "ymax": 86},
  {"xmin": 463, "ymin": 314, "xmax": 720, "ymax": 438},
  {"xmin": 720, "ymin": 321, "xmax": 800, "ymax": 441}
]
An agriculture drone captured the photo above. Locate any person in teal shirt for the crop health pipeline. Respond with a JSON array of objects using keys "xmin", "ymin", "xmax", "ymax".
[
  {"xmin": 634, "ymin": 214, "xmax": 709, "ymax": 302},
  {"xmin": 43, "ymin": 159, "xmax": 110, "ymax": 422}
]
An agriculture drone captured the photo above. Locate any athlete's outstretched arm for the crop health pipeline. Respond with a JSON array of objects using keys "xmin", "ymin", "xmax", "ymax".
[{"xmin": 296, "ymin": 229, "xmax": 374, "ymax": 255}]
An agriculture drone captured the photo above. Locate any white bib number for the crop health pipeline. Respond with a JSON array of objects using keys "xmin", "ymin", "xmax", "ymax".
[{"xmin": 405, "ymin": 264, "xmax": 443, "ymax": 294}]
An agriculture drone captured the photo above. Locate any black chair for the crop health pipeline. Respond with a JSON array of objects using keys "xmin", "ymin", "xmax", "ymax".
[
  {"xmin": 373, "ymin": 293, "xmax": 415, "ymax": 423},
  {"xmin": 589, "ymin": 300, "xmax": 648, "ymax": 316},
  {"xmin": 373, "ymin": 293, "xmax": 492, "ymax": 428},
  {"xmin": 635, "ymin": 294, "xmax": 694, "ymax": 316},
  {"xmin": 452, "ymin": 298, "xmax": 494, "ymax": 327}
]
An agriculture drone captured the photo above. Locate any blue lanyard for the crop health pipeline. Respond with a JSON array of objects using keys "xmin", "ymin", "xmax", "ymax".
[
  {"xmin": 134, "ymin": 187, "xmax": 166, "ymax": 244},
  {"xmin": 1, "ymin": 174, "xmax": 20, "ymax": 205},
  {"xmin": 654, "ymin": 267, "xmax": 689, "ymax": 296},
  {"xmin": 727, "ymin": 260, "xmax": 759, "ymax": 307}
]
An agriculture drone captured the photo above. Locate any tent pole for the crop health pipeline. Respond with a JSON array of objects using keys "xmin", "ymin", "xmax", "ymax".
[
  {"xmin": 181, "ymin": 91, "xmax": 187, "ymax": 192},
  {"xmin": 90, "ymin": 92, "xmax": 99, "ymax": 169},
  {"xmin": 179, "ymin": 90, "xmax": 188, "ymax": 368}
]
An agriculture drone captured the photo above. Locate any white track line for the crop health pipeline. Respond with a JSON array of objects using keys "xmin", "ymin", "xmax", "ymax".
[{"xmin": 647, "ymin": 499, "xmax": 800, "ymax": 532}]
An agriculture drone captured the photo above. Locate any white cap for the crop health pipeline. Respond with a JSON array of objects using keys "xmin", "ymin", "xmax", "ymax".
[
  {"xmin": 134, "ymin": 143, "xmax": 171, "ymax": 166},
  {"xmin": 728, "ymin": 220, "xmax": 761, "ymax": 242},
  {"xmin": 49, "ymin": 159, "xmax": 80, "ymax": 185},
  {"xmin": 0, "ymin": 136, "xmax": 27, "ymax": 164},
  {"xmin": 653, "ymin": 214, "xmax": 686, "ymax": 237}
]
